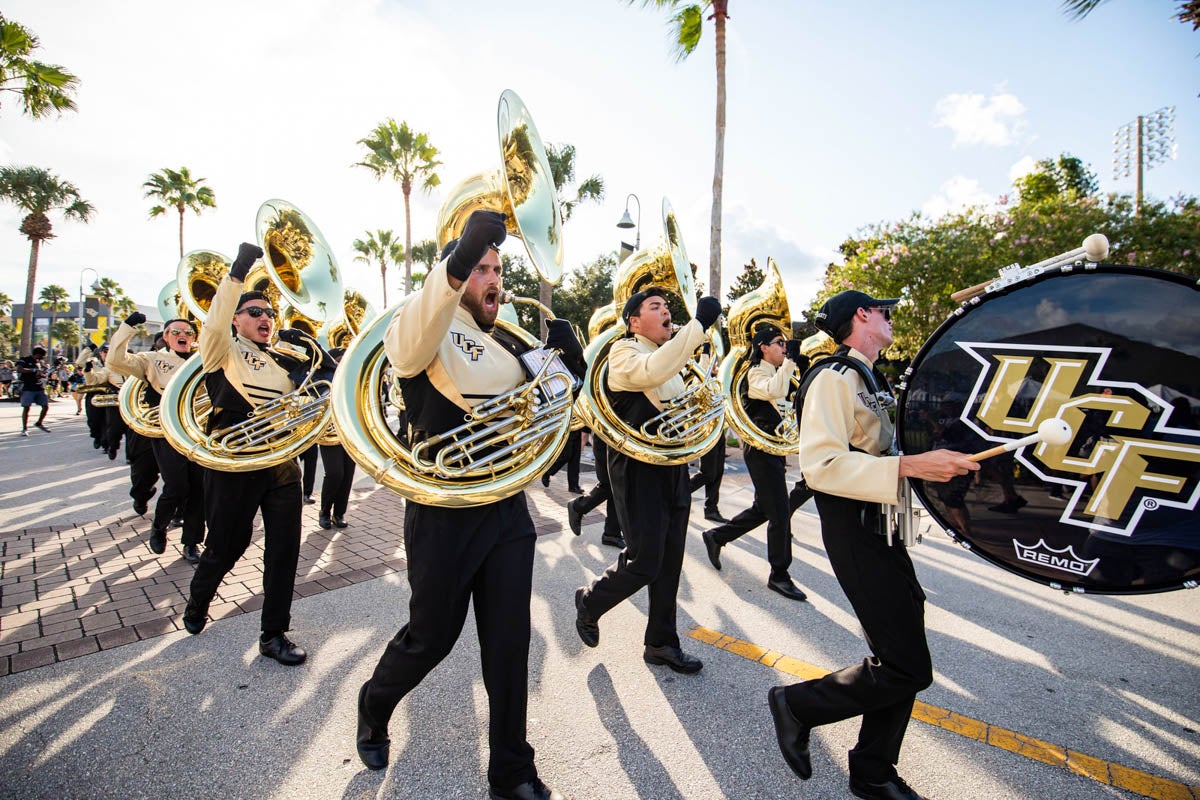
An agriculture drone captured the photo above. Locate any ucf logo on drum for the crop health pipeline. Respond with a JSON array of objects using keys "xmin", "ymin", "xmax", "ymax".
[{"xmin": 959, "ymin": 342, "xmax": 1200, "ymax": 536}]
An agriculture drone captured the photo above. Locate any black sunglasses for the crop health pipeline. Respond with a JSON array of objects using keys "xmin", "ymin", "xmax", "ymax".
[
  {"xmin": 237, "ymin": 306, "xmax": 278, "ymax": 319},
  {"xmin": 868, "ymin": 306, "xmax": 892, "ymax": 322}
]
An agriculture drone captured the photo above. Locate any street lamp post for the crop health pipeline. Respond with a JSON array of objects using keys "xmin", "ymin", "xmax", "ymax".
[
  {"xmin": 1113, "ymin": 106, "xmax": 1176, "ymax": 216},
  {"xmin": 78, "ymin": 267, "xmax": 99, "ymax": 358},
  {"xmin": 616, "ymin": 193, "xmax": 641, "ymax": 263}
]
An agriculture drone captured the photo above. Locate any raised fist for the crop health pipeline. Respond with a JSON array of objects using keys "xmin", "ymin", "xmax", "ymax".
[
  {"xmin": 124, "ymin": 312, "xmax": 146, "ymax": 327},
  {"xmin": 447, "ymin": 210, "xmax": 507, "ymax": 281},
  {"xmin": 230, "ymin": 242, "xmax": 264, "ymax": 281}
]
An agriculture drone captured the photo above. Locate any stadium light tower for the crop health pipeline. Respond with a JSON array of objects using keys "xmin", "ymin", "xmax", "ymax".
[{"xmin": 1113, "ymin": 106, "xmax": 1176, "ymax": 216}]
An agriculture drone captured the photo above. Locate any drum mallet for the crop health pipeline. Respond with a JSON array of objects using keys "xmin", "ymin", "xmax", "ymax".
[
  {"xmin": 967, "ymin": 418, "xmax": 1073, "ymax": 463},
  {"xmin": 951, "ymin": 234, "xmax": 1111, "ymax": 305}
]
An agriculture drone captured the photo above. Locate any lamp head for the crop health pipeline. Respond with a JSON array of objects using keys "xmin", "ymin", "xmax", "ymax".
[{"xmin": 617, "ymin": 209, "xmax": 635, "ymax": 229}]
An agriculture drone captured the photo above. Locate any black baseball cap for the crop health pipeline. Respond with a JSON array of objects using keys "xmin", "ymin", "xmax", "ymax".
[
  {"xmin": 621, "ymin": 287, "xmax": 667, "ymax": 326},
  {"xmin": 814, "ymin": 290, "xmax": 898, "ymax": 340},
  {"xmin": 752, "ymin": 325, "xmax": 784, "ymax": 347}
]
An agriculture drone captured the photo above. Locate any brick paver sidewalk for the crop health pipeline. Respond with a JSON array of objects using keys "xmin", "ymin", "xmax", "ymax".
[{"xmin": 0, "ymin": 446, "xmax": 745, "ymax": 677}]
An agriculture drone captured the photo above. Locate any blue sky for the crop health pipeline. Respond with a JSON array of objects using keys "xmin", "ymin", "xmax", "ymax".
[{"xmin": 1, "ymin": 0, "xmax": 1195, "ymax": 318}]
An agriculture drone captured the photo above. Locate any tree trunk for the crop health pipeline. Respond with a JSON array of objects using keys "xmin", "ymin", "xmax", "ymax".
[
  {"xmin": 177, "ymin": 206, "xmax": 185, "ymax": 258},
  {"xmin": 538, "ymin": 278, "xmax": 552, "ymax": 338},
  {"xmin": 708, "ymin": 5, "xmax": 728, "ymax": 299},
  {"xmin": 20, "ymin": 237, "xmax": 41, "ymax": 355},
  {"xmin": 381, "ymin": 262, "xmax": 388, "ymax": 307},
  {"xmin": 403, "ymin": 190, "xmax": 413, "ymax": 295}
]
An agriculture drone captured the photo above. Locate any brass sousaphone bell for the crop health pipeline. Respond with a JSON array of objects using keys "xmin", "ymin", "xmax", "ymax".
[
  {"xmin": 573, "ymin": 198, "xmax": 726, "ymax": 466},
  {"xmin": 332, "ymin": 89, "xmax": 571, "ymax": 507}
]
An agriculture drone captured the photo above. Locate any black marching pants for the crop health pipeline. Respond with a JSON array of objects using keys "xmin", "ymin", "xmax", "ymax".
[
  {"xmin": 85, "ymin": 396, "xmax": 106, "ymax": 446},
  {"xmin": 709, "ymin": 446, "xmax": 792, "ymax": 580},
  {"xmin": 572, "ymin": 437, "xmax": 621, "ymax": 537},
  {"xmin": 126, "ymin": 430, "xmax": 159, "ymax": 506},
  {"xmin": 318, "ymin": 444, "xmax": 356, "ymax": 517},
  {"xmin": 104, "ymin": 405, "xmax": 126, "ymax": 456},
  {"xmin": 151, "ymin": 438, "xmax": 205, "ymax": 545},
  {"xmin": 300, "ymin": 444, "xmax": 319, "ymax": 497},
  {"xmin": 190, "ymin": 461, "xmax": 302, "ymax": 633},
  {"xmin": 582, "ymin": 451, "xmax": 690, "ymax": 647},
  {"xmin": 781, "ymin": 491, "xmax": 932, "ymax": 781},
  {"xmin": 689, "ymin": 435, "xmax": 725, "ymax": 512},
  {"xmin": 545, "ymin": 429, "xmax": 582, "ymax": 489},
  {"xmin": 363, "ymin": 494, "xmax": 538, "ymax": 790}
]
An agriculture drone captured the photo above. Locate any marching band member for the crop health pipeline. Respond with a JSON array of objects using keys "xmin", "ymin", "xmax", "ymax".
[
  {"xmin": 181, "ymin": 242, "xmax": 330, "ymax": 667},
  {"xmin": 573, "ymin": 287, "xmax": 721, "ymax": 674},
  {"xmin": 108, "ymin": 312, "xmax": 205, "ymax": 562},
  {"xmin": 564, "ymin": 434, "xmax": 625, "ymax": 548},
  {"xmin": 356, "ymin": 210, "xmax": 582, "ymax": 800},
  {"xmin": 80, "ymin": 343, "xmax": 125, "ymax": 460},
  {"xmin": 317, "ymin": 348, "xmax": 355, "ymax": 530},
  {"xmin": 701, "ymin": 325, "xmax": 808, "ymax": 601},
  {"xmin": 769, "ymin": 290, "xmax": 977, "ymax": 800}
]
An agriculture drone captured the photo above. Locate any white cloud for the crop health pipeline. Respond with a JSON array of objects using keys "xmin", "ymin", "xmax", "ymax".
[
  {"xmin": 721, "ymin": 205, "xmax": 836, "ymax": 313},
  {"xmin": 1009, "ymin": 155, "xmax": 1037, "ymax": 182},
  {"xmin": 933, "ymin": 90, "xmax": 1027, "ymax": 147},
  {"xmin": 921, "ymin": 175, "xmax": 996, "ymax": 219}
]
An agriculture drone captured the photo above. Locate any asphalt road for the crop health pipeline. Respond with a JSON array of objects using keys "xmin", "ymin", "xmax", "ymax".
[{"xmin": 1, "ymin": 401, "xmax": 1197, "ymax": 799}]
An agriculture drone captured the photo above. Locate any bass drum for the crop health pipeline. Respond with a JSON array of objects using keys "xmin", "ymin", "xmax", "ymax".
[{"xmin": 896, "ymin": 264, "xmax": 1200, "ymax": 594}]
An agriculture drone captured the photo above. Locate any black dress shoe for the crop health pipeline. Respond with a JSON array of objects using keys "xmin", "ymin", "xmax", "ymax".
[
  {"xmin": 170, "ymin": 517, "xmax": 184, "ymax": 529},
  {"xmin": 541, "ymin": 473, "xmax": 551, "ymax": 487},
  {"xmin": 767, "ymin": 576, "xmax": 808, "ymax": 602},
  {"xmin": 768, "ymin": 686, "xmax": 812, "ymax": 779},
  {"xmin": 182, "ymin": 544, "xmax": 201, "ymax": 564},
  {"xmin": 600, "ymin": 532, "xmax": 626, "ymax": 549},
  {"xmin": 93, "ymin": 439, "xmax": 102, "ymax": 450},
  {"xmin": 107, "ymin": 448, "xmax": 118, "ymax": 461},
  {"xmin": 489, "ymin": 777, "xmax": 563, "ymax": 800},
  {"xmin": 567, "ymin": 500, "xmax": 583, "ymax": 536},
  {"xmin": 303, "ymin": 494, "xmax": 316, "ymax": 505},
  {"xmin": 643, "ymin": 644, "xmax": 702, "ymax": 674},
  {"xmin": 182, "ymin": 598, "xmax": 208, "ymax": 635},
  {"xmin": 356, "ymin": 681, "xmax": 390, "ymax": 771},
  {"xmin": 702, "ymin": 530, "xmax": 722, "ymax": 570},
  {"xmin": 148, "ymin": 526, "xmax": 167, "ymax": 555},
  {"xmin": 849, "ymin": 774, "xmax": 928, "ymax": 800},
  {"xmin": 318, "ymin": 512, "xmax": 332, "ymax": 530},
  {"xmin": 568, "ymin": 485, "xmax": 583, "ymax": 495},
  {"xmin": 133, "ymin": 499, "xmax": 148, "ymax": 515},
  {"xmin": 259, "ymin": 633, "xmax": 307, "ymax": 666},
  {"xmin": 703, "ymin": 509, "xmax": 729, "ymax": 523},
  {"xmin": 333, "ymin": 516, "xmax": 348, "ymax": 529},
  {"xmin": 575, "ymin": 587, "xmax": 599, "ymax": 648}
]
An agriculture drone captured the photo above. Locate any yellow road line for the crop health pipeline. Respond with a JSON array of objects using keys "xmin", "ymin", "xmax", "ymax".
[{"xmin": 688, "ymin": 626, "xmax": 1200, "ymax": 800}]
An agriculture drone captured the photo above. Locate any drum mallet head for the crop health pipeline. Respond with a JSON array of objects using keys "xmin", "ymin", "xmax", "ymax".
[
  {"xmin": 967, "ymin": 418, "xmax": 1073, "ymax": 462},
  {"xmin": 1083, "ymin": 233, "xmax": 1109, "ymax": 262}
]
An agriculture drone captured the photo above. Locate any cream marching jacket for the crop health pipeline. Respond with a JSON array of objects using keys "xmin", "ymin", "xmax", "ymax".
[
  {"xmin": 107, "ymin": 322, "xmax": 189, "ymax": 398},
  {"xmin": 200, "ymin": 276, "xmax": 298, "ymax": 429},
  {"xmin": 77, "ymin": 349, "xmax": 123, "ymax": 391},
  {"xmin": 385, "ymin": 259, "xmax": 527, "ymax": 437},
  {"xmin": 799, "ymin": 347, "xmax": 900, "ymax": 506},
  {"xmin": 606, "ymin": 320, "xmax": 707, "ymax": 429}
]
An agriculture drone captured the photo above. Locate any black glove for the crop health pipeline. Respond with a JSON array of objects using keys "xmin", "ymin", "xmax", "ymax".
[
  {"xmin": 785, "ymin": 339, "xmax": 801, "ymax": 363},
  {"xmin": 84, "ymin": 362, "xmax": 92, "ymax": 373},
  {"xmin": 230, "ymin": 242, "xmax": 264, "ymax": 281},
  {"xmin": 700, "ymin": 342, "xmax": 712, "ymax": 355},
  {"xmin": 695, "ymin": 296, "xmax": 722, "ymax": 331},
  {"xmin": 545, "ymin": 319, "xmax": 583, "ymax": 363},
  {"xmin": 447, "ymin": 210, "xmax": 507, "ymax": 281},
  {"xmin": 124, "ymin": 312, "xmax": 146, "ymax": 327},
  {"xmin": 277, "ymin": 329, "xmax": 335, "ymax": 370}
]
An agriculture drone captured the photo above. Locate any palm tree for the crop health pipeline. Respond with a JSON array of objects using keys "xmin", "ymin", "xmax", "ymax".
[
  {"xmin": 0, "ymin": 13, "xmax": 80, "ymax": 118},
  {"xmin": 540, "ymin": 142, "xmax": 605, "ymax": 331},
  {"xmin": 410, "ymin": 239, "xmax": 439, "ymax": 289},
  {"xmin": 50, "ymin": 318, "xmax": 78, "ymax": 355},
  {"xmin": 38, "ymin": 283, "xmax": 70, "ymax": 350},
  {"xmin": 0, "ymin": 291, "xmax": 13, "ymax": 317},
  {"xmin": 0, "ymin": 165, "xmax": 94, "ymax": 354},
  {"xmin": 352, "ymin": 230, "xmax": 402, "ymax": 307},
  {"xmin": 143, "ymin": 167, "xmax": 217, "ymax": 258},
  {"xmin": 355, "ymin": 120, "xmax": 441, "ymax": 295},
  {"xmin": 629, "ymin": 0, "xmax": 729, "ymax": 297}
]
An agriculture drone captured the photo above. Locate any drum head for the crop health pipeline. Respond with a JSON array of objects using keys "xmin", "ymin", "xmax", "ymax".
[{"xmin": 897, "ymin": 265, "xmax": 1200, "ymax": 594}]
